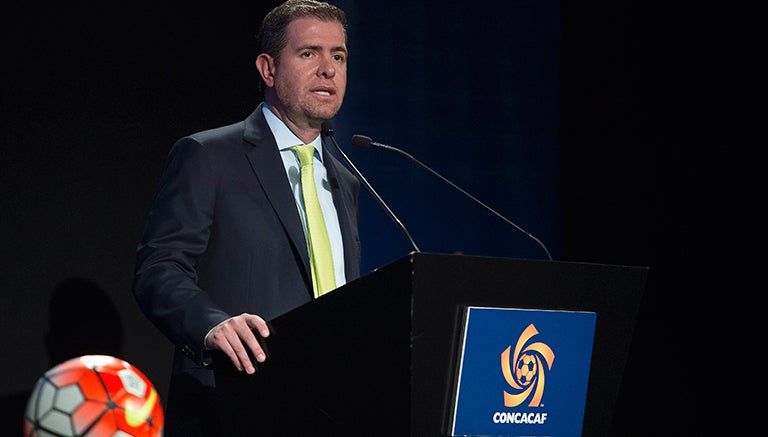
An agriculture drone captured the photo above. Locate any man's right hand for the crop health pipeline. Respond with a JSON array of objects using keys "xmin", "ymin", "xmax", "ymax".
[{"xmin": 205, "ymin": 313, "xmax": 270, "ymax": 374}]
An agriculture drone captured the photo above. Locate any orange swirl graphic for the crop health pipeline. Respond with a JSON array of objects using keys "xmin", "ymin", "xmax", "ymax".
[{"xmin": 501, "ymin": 323, "xmax": 555, "ymax": 407}]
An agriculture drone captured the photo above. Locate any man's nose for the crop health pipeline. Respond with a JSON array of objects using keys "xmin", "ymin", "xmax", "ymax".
[{"xmin": 318, "ymin": 56, "xmax": 336, "ymax": 78}]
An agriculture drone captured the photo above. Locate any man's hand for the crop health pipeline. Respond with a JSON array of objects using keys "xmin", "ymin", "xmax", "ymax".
[{"xmin": 205, "ymin": 313, "xmax": 270, "ymax": 374}]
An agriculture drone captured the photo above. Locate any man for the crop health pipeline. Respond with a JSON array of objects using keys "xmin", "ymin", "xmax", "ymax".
[{"xmin": 132, "ymin": 1, "xmax": 359, "ymax": 435}]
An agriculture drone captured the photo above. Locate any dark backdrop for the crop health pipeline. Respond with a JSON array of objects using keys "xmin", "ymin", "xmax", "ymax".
[{"xmin": 2, "ymin": 1, "xmax": 710, "ymax": 435}]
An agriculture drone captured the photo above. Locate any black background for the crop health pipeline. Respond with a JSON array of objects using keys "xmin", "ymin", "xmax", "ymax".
[{"xmin": 2, "ymin": 1, "xmax": 717, "ymax": 435}]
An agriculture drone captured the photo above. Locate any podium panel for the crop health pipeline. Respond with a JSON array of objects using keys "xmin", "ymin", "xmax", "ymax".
[{"xmin": 213, "ymin": 252, "xmax": 647, "ymax": 436}]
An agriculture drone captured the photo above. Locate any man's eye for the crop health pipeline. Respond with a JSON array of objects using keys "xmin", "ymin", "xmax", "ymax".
[
  {"xmin": 333, "ymin": 54, "xmax": 345, "ymax": 62},
  {"xmin": 302, "ymin": 51, "xmax": 312, "ymax": 58}
]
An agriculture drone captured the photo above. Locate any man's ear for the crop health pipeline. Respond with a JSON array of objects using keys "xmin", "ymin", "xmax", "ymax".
[{"xmin": 256, "ymin": 54, "xmax": 275, "ymax": 88}]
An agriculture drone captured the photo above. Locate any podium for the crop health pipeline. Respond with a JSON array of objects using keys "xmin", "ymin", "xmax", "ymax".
[{"xmin": 212, "ymin": 252, "xmax": 647, "ymax": 436}]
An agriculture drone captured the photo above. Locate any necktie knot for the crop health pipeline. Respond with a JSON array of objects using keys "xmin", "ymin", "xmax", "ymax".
[{"xmin": 293, "ymin": 145, "xmax": 316, "ymax": 167}]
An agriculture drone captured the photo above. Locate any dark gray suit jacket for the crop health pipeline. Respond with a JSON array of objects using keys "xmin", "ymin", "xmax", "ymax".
[{"xmin": 132, "ymin": 103, "xmax": 360, "ymax": 435}]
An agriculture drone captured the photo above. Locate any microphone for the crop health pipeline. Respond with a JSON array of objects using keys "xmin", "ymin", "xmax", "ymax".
[
  {"xmin": 351, "ymin": 134, "xmax": 553, "ymax": 261},
  {"xmin": 322, "ymin": 122, "xmax": 421, "ymax": 253}
]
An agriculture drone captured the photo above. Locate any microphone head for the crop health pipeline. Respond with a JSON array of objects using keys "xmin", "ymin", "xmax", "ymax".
[
  {"xmin": 321, "ymin": 120, "xmax": 335, "ymax": 137},
  {"xmin": 351, "ymin": 134, "xmax": 373, "ymax": 148}
]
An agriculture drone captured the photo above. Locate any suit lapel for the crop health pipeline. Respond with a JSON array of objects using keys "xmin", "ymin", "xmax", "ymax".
[{"xmin": 242, "ymin": 106, "xmax": 312, "ymax": 288}]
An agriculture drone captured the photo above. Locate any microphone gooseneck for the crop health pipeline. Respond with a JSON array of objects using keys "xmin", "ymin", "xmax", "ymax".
[
  {"xmin": 351, "ymin": 134, "xmax": 553, "ymax": 261},
  {"xmin": 323, "ymin": 124, "xmax": 421, "ymax": 253}
]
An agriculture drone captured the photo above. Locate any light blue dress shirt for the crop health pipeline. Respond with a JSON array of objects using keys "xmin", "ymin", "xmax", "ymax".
[{"xmin": 262, "ymin": 103, "xmax": 346, "ymax": 289}]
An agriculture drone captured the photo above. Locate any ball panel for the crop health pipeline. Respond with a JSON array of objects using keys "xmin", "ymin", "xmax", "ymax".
[
  {"xmin": 39, "ymin": 408, "xmax": 75, "ymax": 436},
  {"xmin": 48, "ymin": 358, "xmax": 89, "ymax": 374},
  {"xmin": 25, "ymin": 378, "xmax": 46, "ymax": 419},
  {"xmin": 54, "ymin": 385, "xmax": 84, "ymax": 414},
  {"xmin": 117, "ymin": 368, "xmax": 148, "ymax": 398},
  {"xmin": 71, "ymin": 399, "xmax": 108, "ymax": 434},
  {"xmin": 88, "ymin": 410, "xmax": 120, "ymax": 437},
  {"xmin": 95, "ymin": 371, "xmax": 127, "ymax": 403},
  {"xmin": 75, "ymin": 371, "xmax": 111, "ymax": 403}
]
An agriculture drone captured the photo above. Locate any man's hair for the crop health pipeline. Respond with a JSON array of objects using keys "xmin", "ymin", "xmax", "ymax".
[{"xmin": 257, "ymin": 0, "xmax": 348, "ymax": 62}]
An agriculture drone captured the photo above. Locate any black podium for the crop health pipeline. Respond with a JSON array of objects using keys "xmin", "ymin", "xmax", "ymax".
[{"xmin": 213, "ymin": 252, "xmax": 647, "ymax": 436}]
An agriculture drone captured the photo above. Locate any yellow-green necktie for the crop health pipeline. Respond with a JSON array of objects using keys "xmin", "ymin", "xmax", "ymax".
[{"xmin": 293, "ymin": 145, "xmax": 336, "ymax": 297}]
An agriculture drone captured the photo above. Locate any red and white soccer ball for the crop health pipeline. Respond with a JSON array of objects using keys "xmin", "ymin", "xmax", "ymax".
[{"xmin": 24, "ymin": 354, "xmax": 164, "ymax": 437}]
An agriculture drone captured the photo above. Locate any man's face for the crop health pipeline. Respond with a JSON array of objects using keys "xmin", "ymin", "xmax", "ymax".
[{"xmin": 269, "ymin": 17, "xmax": 347, "ymax": 128}]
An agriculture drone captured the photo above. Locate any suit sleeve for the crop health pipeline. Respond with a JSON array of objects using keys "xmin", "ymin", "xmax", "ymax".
[{"xmin": 132, "ymin": 137, "xmax": 230, "ymax": 365}]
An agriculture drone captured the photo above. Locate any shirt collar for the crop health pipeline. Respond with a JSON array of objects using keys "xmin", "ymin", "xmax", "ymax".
[{"xmin": 262, "ymin": 103, "xmax": 323, "ymax": 160}]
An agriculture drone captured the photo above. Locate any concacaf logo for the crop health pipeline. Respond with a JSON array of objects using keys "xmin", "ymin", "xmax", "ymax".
[{"xmin": 500, "ymin": 323, "xmax": 555, "ymax": 407}]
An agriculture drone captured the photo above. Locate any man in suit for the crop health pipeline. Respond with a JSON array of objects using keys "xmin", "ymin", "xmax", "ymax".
[{"xmin": 132, "ymin": 1, "xmax": 359, "ymax": 435}]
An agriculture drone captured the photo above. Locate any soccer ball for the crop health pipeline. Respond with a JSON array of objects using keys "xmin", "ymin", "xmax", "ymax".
[
  {"xmin": 515, "ymin": 352, "xmax": 538, "ymax": 385},
  {"xmin": 24, "ymin": 355, "xmax": 164, "ymax": 437}
]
